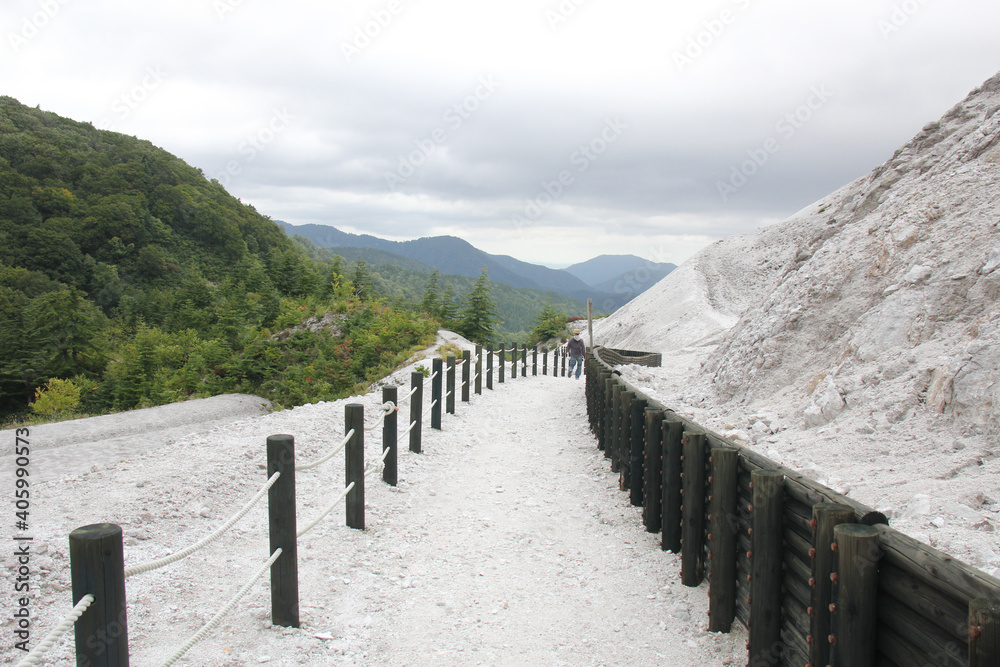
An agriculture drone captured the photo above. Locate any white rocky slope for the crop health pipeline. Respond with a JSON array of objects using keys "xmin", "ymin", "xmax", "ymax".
[{"xmin": 592, "ymin": 71, "xmax": 1000, "ymax": 575}]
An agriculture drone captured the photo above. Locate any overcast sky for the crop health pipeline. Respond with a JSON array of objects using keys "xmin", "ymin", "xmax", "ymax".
[{"xmin": 4, "ymin": 1, "xmax": 1000, "ymax": 267}]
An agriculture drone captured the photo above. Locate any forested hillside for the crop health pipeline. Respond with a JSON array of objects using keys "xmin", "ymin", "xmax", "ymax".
[{"xmin": 0, "ymin": 97, "xmax": 436, "ymax": 420}]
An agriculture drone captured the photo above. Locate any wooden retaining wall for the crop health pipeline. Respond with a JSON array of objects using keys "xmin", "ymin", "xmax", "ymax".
[{"xmin": 585, "ymin": 347, "xmax": 1000, "ymax": 667}]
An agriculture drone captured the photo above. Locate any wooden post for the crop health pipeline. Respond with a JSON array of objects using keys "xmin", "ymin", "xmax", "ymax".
[
  {"xmin": 521, "ymin": 344, "xmax": 527, "ymax": 376},
  {"xmin": 431, "ymin": 358, "xmax": 442, "ymax": 429},
  {"xmin": 748, "ymin": 469, "xmax": 784, "ymax": 665},
  {"xmin": 643, "ymin": 409, "xmax": 665, "ymax": 532},
  {"xmin": 603, "ymin": 376, "xmax": 615, "ymax": 460},
  {"xmin": 499, "ymin": 344, "xmax": 505, "ymax": 383},
  {"xmin": 596, "ymin": 369, "xmax": 609, "ymax": 451},
  {"xmin": 681, "ymin": 432, "xmax": 706, "ymax": 586},
  {"xmin": 475, "ymin": 345, "xmax": 482, "ymax": 395},
  {"xmin": 461, "ymin": 350, "xmax": 471, "ymax": 403},
  {"xmin": 619, "ymin": 390, "xmax": 634, "ymax": 490},
  {"xmin": 970, "ymin": 599, "xmax": 1000, "ymax": 667},
  {"xmin": 532, "ymin": 347, "xmax": 537, "ymax": 376},
  {"xmin": 629, "ymin": 396, "xmax": 647, "ymax": 507},
  {"xmin": 810, "ymin": 503, "xmax": 855, "ymax": 667},
  {"xmin": 486, "ymin": 345, "xmax": 494, "ymax": 390},
  {"xmin": 446, "ymin": 355, "xmax": 456, "ymax": 414},
  {"xmin": 266, "ymin": 434, "xmax": 299, "ymax": 627},
  {"xmin": 543, "ymin": 350, "xmax": 548, "ymax": 375},
  {"xmin": 382, "ymin": 386, "xmax": 397, "ymax": 487},
  {"xmin": 345, "ymin": 405, "xmax": 365, "ymax": 530},
  {"xmin": 610, "ymin": 383, "xmax": 623, "ymax": 473},
  {"xmin": 831, "ymin": 524, "xmax": 880, "ymax": 667},
  {"xmin": 662, "ymin": 420, "xmax": 684, "ymax": 553},
  {"xmin": 708, "ymin": 447, "xmax": 739, "ymax": 633},
  {"xmin": 70, "ymin": 523, "xmax": 129, "ymax": 666},
  {"xmin": 561, "ymin": 349, "xmax": 566, "ymax": 377},
  {"xmin": 408, "ymin": 371, "xmax": 423, "ymax": 454}
]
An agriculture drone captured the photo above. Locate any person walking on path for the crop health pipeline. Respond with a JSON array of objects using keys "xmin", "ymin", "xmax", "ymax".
[{"xmin": 567, "ymin": 328, "xmax": 586, "ymax": 379}]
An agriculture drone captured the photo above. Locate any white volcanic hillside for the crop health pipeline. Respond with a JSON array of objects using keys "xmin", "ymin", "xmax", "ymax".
[{"xmin": 592, "ymin": 71, "xmax": 1000, "ymax": 575}]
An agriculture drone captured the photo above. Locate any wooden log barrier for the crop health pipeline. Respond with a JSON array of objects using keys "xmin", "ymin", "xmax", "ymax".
[
  {"xmin": 681, "ymin": 432, "xmax": 706, "ymax": 587},
  {"xmin": 408, "ymin": 371, "xmax": 423, "ymax": 454},
  {"xmin": 642, "ymin": 407, "xmax": 665, "ymax": 532},
  {"xmin": 602, "ymin": 375, "xmax": 614, "ymax": 459},
  {"xmin": 708, "ymin": 447, "xmax": 739, "ymax": 633},
  {"xmin": 382, "ymin": 386, "xmax": 397, "ymax": 486},
  {"xmin": 431, "ymin": 358, "xmax": 443, "ymax": 429},
  {"xmin": 629, "ymin": 395, "xmax": 647, "ymax": 507},
  {"xmin": 266, "ymin": 433, "xmax": 299, "ymax": 627},
  {"xmin": 831, "ymin": 523, "xmax": 881, "ymax": 667},
  {"xmin": 446, "ymin": 355, "xmax": 456, "ymax": 414},
  {"xmin": 970, "ymin": 598, "xmax": 1000, "ymax": 667},
  {"xmin": 661, "ymin": 420, "xmax": 684, "ymax": 553},
  {"xmin": 810, "ymin": 503, "xmax": 855, "ymax": 667},
  {"xmin": 345, "ymin": 404, "xmax": 365, "ymax": 531},
  {"xmin": 70, "ymin": 523, "xmax": 130, "ymax": 666},
  {"xmin": 748, "ymin": 469, "xmax": 784, "ymax": 665}
]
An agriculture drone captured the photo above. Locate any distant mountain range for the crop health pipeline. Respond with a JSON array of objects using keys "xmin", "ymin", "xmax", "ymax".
[{"xmin": 276, "ymin": 222, "xmax": 676, "ymax": 311}]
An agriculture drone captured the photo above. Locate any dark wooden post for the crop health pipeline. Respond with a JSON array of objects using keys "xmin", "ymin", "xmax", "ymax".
[
  {"xmin": 619, "ymin": 390, "xmax": 634, "ymax": 490},
  {"xmin": 810, "ymin": 503, "xmax": 855, "ymax": 667},
  {"xmin": 532, "ymin": 347, "xmax": 537, "ymax": 375},
  {"xmin": 408, "ymin": 371, "xmax": 423, "ymax": 454},
  {"xmin": 461, "ymin": 350, "xmax": 471, "ymax": 403},
  {"xmin": 629, "ymin": 396, "xmax": 647, "ymax": 507},
  {"xmin": 680, "ymin": 432, "xmax": 706, "ymax": 586},
  {"xmin": 521, "ymin": 344, "xmax": 527, "ymax": 376},
  {"xmin": 561, "ymin": 349, "xmax": 566, "ymax": 376},
  {"xmin": 446, "ymin": 355, "xmax": 456, "ymax": 414},
  {"xmin": 382, "ymin": 386, "xmax": 397, "ymax": 486},
  {"xmin": 431, "ymin": 358, "xmax": 442, "ymax": 429},
  {"xmin": 662, "ymin": 420, "xmax": 684, "ymax": 553},
  {"xmin": 345, "ymin": 405, "xmax": 365, "ymax": 530},
  {"xmin": 970, "ymin": 599, "xmax": 1000, "ymax": 667},
  {"xmin": 511, "ymin": 344, "xmax": 517, "ymax": 379},
  {"xmin": 831, "ymin": 524, "xmax": 880, "ymax": 667},
  {"xmin": 708, "ymin": 447, "xmax": 739, "ymax": 633},
  {"xmin": 610, "ymin": 383, "xmax": 623, "ymax": 473},
  {"xmin": 643, "ymin": 408, "xmax": 665, "ymax": 532},
  {"xmin": 475, "ymin": 345, "xmax": 482, "ymax": 395},
  {"xmin": 499, "ymin": 344, "xmax": 505, "ymax": 383},
  {"xmin": 70, "ymin": 524, "xmax": 129, "ymax": 666},
  {"xmin": 543, "ymin": 350, "xmax": 548, "ymax": 375},
  {"xmin": 603, "ymin": 376, "xmax": 614, "ymax": 460},
  {"xmin": 266, "ymin": 434, "xmax": 299, "ymax": 627},
  {"xmin": 486, "ymin": 345, "xmax": 494, "ymax": 390},
  {"xmin": 748, "ymin": 469, "xmax": 784, "ymax": 665}
]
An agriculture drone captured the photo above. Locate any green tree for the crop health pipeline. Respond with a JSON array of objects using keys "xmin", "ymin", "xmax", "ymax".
[
  {"xmin": 530, "ymin": 299, "xmax": 567, "ymax": 347},
  {"xmin": 457, "ymin": 269, "xmax": 500, "ymax": 345},
  {"xmin": 352, "ymin": 258, "xmax": 373, "ymax": 300},
  {"xmin": 438, "ymin": 281, "xmax": 460, "ymax": 328},
  {"xmin": 421, "ymin": 269, "xmax": 441, "ymax": 317}
]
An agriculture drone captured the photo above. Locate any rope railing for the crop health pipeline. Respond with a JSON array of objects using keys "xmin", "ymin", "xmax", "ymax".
[
  {"xmin": 159, "ymin": 548, "xmax": 283, "ymax": 667},
  {"xmin": 364, "ymin": 401, "xmax": 395, "ymax": 431},
  {"xmin": 364, "ymin": 446, "xmax": 392, "ymax": 479},
  {"xmin": 297, "ymin": 483, "xmax": 356, "ymax": 539},
  {"xmin": 124, "ymin": 471, "xmax": 281, "ymax": 579},
  {"xmin": 295, "ymin": 430, "xmax": 354, "ymax": 471},
  {"xmin": 14, "ymin": 594, "xmax": 95, "ymax": 667}
]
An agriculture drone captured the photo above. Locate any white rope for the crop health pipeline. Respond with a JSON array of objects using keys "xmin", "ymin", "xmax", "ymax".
[
  {"xmin": 124, "ymin": 472, "xmax": 280, "ymax": 578},
  {"xmin": 15, "ymin": 594, "xmax": 94, "ymax": 667},
  {"xmin": 400, "ymin": 385, "xmax": 419, "ymax": 402},
  {"xmin": 421, "ymin": 399, "xmax": 438, "ymax": 420},
  {"xmin": 295, "ymin": 430, "xmax": 354, "ymax": 471},
  {"xmin": 405, "ymin": 419, "xmax": 418, "ymax": 434},
  {"xmin": 364, "ymin": 447, "xmax": 392, "ymax": 479},
  {"xmin": 429, "ymin": 370, "xmax": 439, "ymax": 380},
  {"xmin": 159, "ymin": 548, "xmax": 282, "ymax": 667},
  {"xmin": 297, "ymin": 483, "xmax": 355, "ymax": 538},
  {"xmin": 364, "ymin": 402, "xmax": 395, "ymax": 432}
]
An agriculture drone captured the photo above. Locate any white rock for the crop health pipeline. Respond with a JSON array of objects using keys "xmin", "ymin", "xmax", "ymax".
[
  {"xmin": 903, "ymin": 264, "xmax": 933, "ymax": 284},
  {"xmin": 901, "ymin": 494, "xmax": 932, "ymax": 521}
]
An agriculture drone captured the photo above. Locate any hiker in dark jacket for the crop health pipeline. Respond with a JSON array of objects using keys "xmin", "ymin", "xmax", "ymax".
[{"xmin": 567, "ymin": 329, "xmax": 586, "ymax": 379}]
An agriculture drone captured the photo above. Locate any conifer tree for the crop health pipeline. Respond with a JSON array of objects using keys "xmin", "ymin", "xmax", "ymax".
[
  {"xmin": 457, "ymin": 269, "xmax": 500, "ymax": 345},
  {"xmin": 439, "ymin": 281, "xmax": 460, "ymax": 327},
  {"xmin": 421, "ymin": 269, "xmax": 441, "ymax": 316}
]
